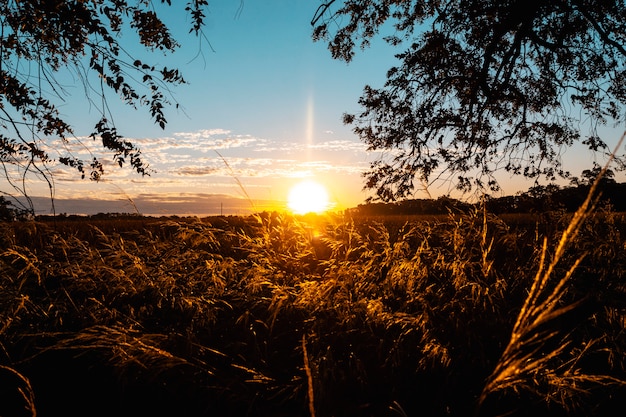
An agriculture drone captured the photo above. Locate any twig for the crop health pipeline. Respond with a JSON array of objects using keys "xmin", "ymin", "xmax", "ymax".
[{"xmin": 302, "ymin": 334, "xmax": 316, "ymax": 417}]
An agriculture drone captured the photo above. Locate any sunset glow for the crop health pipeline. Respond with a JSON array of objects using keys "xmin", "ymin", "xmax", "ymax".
[
  {"xmin": 287, "ymin": 180, "xmax": 330, "ymax": 214},
  {"xmin": 7, "ymin": 1, "xmax": 609, "ymax": 217}
]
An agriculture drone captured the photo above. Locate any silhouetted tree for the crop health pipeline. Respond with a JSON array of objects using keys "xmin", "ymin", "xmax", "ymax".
[
  {"xmin": 0, "ymin": 1, "xmax": 210, "ymax": 213},
  {"xmin": 581, "ymin": 163, "xmax": 616, "ymax": 186},
  {"xmin": 312, "ymin": 1, "xmax": 626, "ymax": 201},
  {"xmin": 0, "ymin": 196, "xmax": 16, "ymax": 221},
  {"xmin": 0, "ymin": 195, "xmax": 31, "ymax": 220}
]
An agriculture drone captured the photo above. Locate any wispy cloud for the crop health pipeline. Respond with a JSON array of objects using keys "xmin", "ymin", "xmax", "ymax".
[
  {"xmin": 171, "ymin": 130, "xmax": 263, "ymax": 150},
  {"xmin": 170, "ymin": 155, "xmax": 366, "ymax": 179},
  {"xmin": 256, "ymin": 139, "xmax": 366, "ymax": 153},
  {"xmin": 306, "ymin": 140, "xmax": 367, "ymax": 152},
  {"xmin": 174, "ymin": 128, "xmax": 231, "ymax": 138},
  {"xmin": 176, "ymin": 166, "xmax": 221, "ymax": 176},
  {"xmin": 30, "ymin": 127, "xmax": 372, "ymax": 210}
]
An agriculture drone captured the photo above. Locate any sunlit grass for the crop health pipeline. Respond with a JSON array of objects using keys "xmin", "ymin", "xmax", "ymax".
[{"xmin": 1, "ymin": 199, "xmax": 626, "ymax": 416}]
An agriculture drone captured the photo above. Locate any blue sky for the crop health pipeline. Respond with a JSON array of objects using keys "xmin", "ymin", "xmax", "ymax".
[{"xmin": 11, "ymin": 0, "xmax": 625, "ymax": 216}]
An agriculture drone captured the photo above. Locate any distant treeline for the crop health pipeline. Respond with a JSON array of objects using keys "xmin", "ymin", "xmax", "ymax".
[{"xmin": 351, "ymin": 168, "xmax": 626, "ymax": 216}]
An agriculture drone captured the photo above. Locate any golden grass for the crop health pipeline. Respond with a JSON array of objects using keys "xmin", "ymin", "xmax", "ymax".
[
  {"xmin": 1, "ymin": 193, "xmax": 626, "ymax": 415},
  {"xmin": 478, "ymin": 133, "xmax": 626, "ymax": 415}
]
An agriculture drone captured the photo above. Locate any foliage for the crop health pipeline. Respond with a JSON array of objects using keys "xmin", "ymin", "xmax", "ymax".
[
  {"xmin": 0, "ymin": 1, "xmax": 209, "ymax": 211},
  {"xmin": 0, "ymin": 208, "xmax": 625, "ymax": 416},
  {"xmin": 351, "ymin": 166, "xmax": 626, "ymax": 215},
  {"xmin": 312, "ymin": 0, "xmax": 626, "ymax": 200},
  {"xmin": 0, "ymin": 195, "xmax": 31, "ymax": 221}
]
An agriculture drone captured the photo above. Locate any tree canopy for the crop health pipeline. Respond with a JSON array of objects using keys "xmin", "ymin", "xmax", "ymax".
[
  {"xmin": 312, "ymin": 0, "xmax": 626, "ymax": 201},
  {"xmin": 0, "ymin": 0, "xmax": 209, "ymax": 213}
]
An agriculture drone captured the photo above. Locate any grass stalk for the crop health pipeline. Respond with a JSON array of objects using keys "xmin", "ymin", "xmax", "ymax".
[
  {"xmin": 477, "ymin": 131, "xmax": 626, "ymax": 414},
  {"xmin": 302, "ymin": 334, "xmax": 316, "ymax": 417},
  {"xmin": 0, "ymin": 365, "xmax": 37, "ymax": 417},
  {"xmin": 215, "ymin": 150, "xmax": 256, "ymax": 211}
]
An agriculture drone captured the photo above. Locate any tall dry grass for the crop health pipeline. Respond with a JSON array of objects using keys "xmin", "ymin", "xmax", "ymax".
[
  {"xmin": 477, "ymin": 134, "xmax": 626, "ymax": 416},
  {"xmin": 0, "ymin": 199, "xmax": 625, "ymax": 416}
]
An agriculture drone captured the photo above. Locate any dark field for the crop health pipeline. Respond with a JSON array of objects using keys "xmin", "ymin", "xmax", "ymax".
[{"xmin": 1, "ymin": 208, "xmax": 626, "ymax": 416}]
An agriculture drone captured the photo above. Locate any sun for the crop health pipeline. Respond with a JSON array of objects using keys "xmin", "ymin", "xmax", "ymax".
[{"xmin": 287, "ymin": 180, "xmax": 330, "ymax": 214}]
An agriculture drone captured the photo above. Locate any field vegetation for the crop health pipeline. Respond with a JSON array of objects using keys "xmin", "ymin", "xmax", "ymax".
[{"xmin": 1, "ymin": 202, "xmax": 626, "ymax": 416}]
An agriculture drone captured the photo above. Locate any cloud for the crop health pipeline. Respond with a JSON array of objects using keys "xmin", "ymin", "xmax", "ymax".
[
  {"xmin": 25, "ymin": 127, "xmax": 372, "ymax": 210},
  {"xmin": 306, "ymin": 140, "xmax": 367, "ymax": 152},
  {"xmin": 171, "ymin": 129, "xmax": 263, "ymax": 151},
  {"xmin": 176, "ymin": 166, "xmax": 221, "ymax": 176},
  {"xmin": 168, "ymin": 152, "xmax": 368, "ymax": 180},
  {"xmin": 255, "ymin": 139, "xmax": 366, "ymax": 153},
  {"xmin": 173, "ymin": 129, "xmax": 232, "ymax": 139}
]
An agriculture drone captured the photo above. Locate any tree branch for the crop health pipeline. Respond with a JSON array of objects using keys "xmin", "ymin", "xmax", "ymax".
[
  {"xmin": 311, "ymin": 1, "xmax": 337, "ymax": 26},
  {"xmin": 573, "ymin": 1, "xmax": 626, "ymax": 57}
]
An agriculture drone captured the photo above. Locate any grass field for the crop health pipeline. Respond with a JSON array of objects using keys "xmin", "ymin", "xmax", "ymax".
[{"xmin": 1, "ymin": 206, "xmax": 626, "ymax": 416}]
